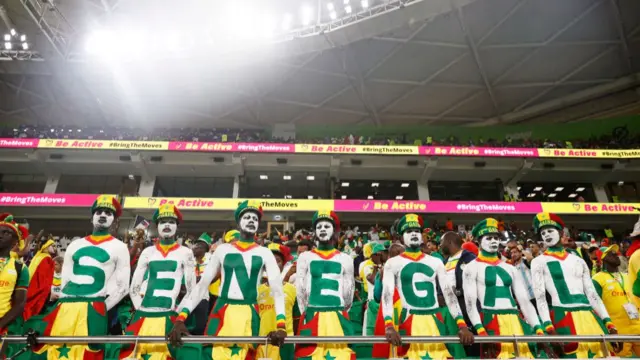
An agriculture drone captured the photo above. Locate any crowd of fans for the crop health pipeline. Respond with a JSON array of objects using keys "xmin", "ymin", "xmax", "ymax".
[{"xmin": 2, "ymin": 124, "xmax": 639, "ymax": 149}]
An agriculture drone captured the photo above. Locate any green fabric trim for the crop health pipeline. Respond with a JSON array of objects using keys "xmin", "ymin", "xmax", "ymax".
[
  {"xmin": 58, "ymin": 296, "xmax": 106, "ymax": 303},
  {"xmin": 593, "ymin": 280, "xmax": 603, "ymax": 298},
  {"xmin": 551, "ymin": 305, "xmax": 593, "ymax": 313},
  {"xmin": 408, "ymin": 308, "xmax": 440, "ymax": 315},
  {"xmin": 305, "ymin": 306, "xmax": 345, "ymax": 312},
  {"xmin": 633, "ymin": 272, "xmax": 640, "ymax": 298},
  {"xmin": 482, "ymin": 308, "xmax": 519, "ymax": 316},
  {"xmin": 218, "ymin": 297, "xmax": 255, "ymax": 305},
  {"xmin": 134, "ymin": 310, "xmax": 176, "ymax": 318}
]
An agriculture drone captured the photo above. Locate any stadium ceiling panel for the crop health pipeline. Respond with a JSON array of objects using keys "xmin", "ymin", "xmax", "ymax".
[{"xmin": 0, "ymin": 0, "xmax": 639, "ymax": 128}]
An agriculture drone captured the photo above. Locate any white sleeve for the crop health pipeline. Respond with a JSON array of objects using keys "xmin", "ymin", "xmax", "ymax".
[
  {"xmin": 512, "ymin": 266, "xmax": 541, "ymax": 330},
  {"xmin": 295, "ymin": 254, "xmax": 310, "ymax": 314},
  {"xmin": 105, "ymin": 243, "xmax": 131, "ymax": 311},
  {"xmin": 581, "ymin": 259, "xmax": 611, "ymax": 321},
  {"xmin": 462, "ymin": 262, "xmax": 482, "ymax": 330},
  {"xmin": 177, "ymin": 250, "xmax": 198, "ymax": 312},
  {"xmin": 436, "ymin": 260, "xmax": 464, "ymax": 321},
  {"xmin": 263, "ymin": 249, "xmax": 286, "ymax": 321},
  {"xmin": 531, "ymin": 258, "xmax": 552, "ymax": 326},
  {"xmin": 129, "ymin": 248, "xmax": 150, "ymax": 310},
  {"xmin": 381, "ymin": 260, "xmax": 396, "ymax": 323},
  {"xmin": 179, "ymin": 250, "xmax": 220, "ymax": 315},
  {"xmin": 342, "ymin": 256, "xmax": 355, "ymax": 311}
]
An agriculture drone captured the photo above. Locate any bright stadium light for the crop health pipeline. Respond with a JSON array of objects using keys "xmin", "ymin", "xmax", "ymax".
[
  {"xmin": 327, "ymin": 2, "xmax": 335, "ymax": 11},
  {"xmin": 3, "ymin": 42, "xmax": 10, "ymax": 50},
  {"xmin": 3, "ymin": 34, "xmax": 9, "ymax": 41},
  {"xmin": 19, "ymin": 34, "xmax": 26, "ymax": 42},
  {"xmin": 10, "ymin": 28, "xmax": 16, "ymax": 36},
  {"xmin": 282, "ymin": 13, "xmax": 293, "ymax": 30},
  {"xmin": 329, "ymin": 11, "xmax": 337, "ymax": 20},
  {"xmin": 345, "ymin": 5, "xmax": 352, "ymax": 13},
  {"xmin": 361, "ymin": 0, "xmax": 369, "ymax": 8},
  {"xmin": 341, "ymin": 195, "xmax": 347, "ymax": 199},
  {"xmin": 301, "ymin": 5, "xmax": 313, "ymax": 26},
  {"xmin": 84, "ymin": 30, "xmax": 117, "ymax": 55},
  {"xmin": 21, "ymin": 42, "xmax": 28, "ymax": 50}
]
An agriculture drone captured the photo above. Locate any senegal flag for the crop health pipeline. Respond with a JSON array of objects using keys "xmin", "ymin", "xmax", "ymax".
[{"xmin": 372, "ymin": 288, "xmax": 402, "ymax": 359}]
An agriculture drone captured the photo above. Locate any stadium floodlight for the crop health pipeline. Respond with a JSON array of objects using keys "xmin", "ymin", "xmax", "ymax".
[
  {"xmin": 401, "ymin": 183, "xmax": 409, "ymax": 188},
  {"xmin": 19, "ymin": 34, "xmax": 26, "ymax": 42},
  {"xmin": 21, "ymin": 42, "xmax": 28, "ymax": 50},
  {"xmin": 308, "ymin": 195, "xmax": 314, "ymax": 199},
  {"xmin": 301, "ymin": 5, "xmax": 313, "ymax": 26},
  {"xmin": 285, "ymin": 195, "xmax": 293, "ymax": 199},
  {"xmin": 341, "ymin": 182, "xmax": 349, "ymax": 187},
  {"xmin": 10, "ymin": 28, "xmax": 16, "ymax": 36},
  {"xmin": 345, "ymin": 5, "xmax": 352, "ymax": 13},
  {"xmin": 361, "ymin": 0, "xmax": 369, "ymax": 8},
  {"xmin": 283, "ymin": 175, "xmax": 292, "ymax": 180},
  {"xmin": 341, "ymin": 195, "xmax": 347, "ymax": 199},
  {"xmin": 618, "ymin": 181, "xmax": 624, "ymax": 186},
  {"xmin": 396, "ymin": 195, "xmax": 403, "ymax": 200},
  {"xmin": 367, "ymin": 195, "xmax": 374, "ymax": 199},
  {"xmin": 555, "ymin": 187, "xmax": 564, "ymax": 192},
  {"xmin": 3, "ymin": 34, "xmax": 9, "ymax": 41},
  {"xmin": 527, "ymin": 193, "xmax": 536, "ymax": 198},
  {"xmin": 84, "ymin": 30, "xmax": 117, "ymax": 55},
  {"xmin": 282, "ymin": 13, "xmax": 293, "ymax": 30},
  {"xmin": 548, "ymin": 193, "xmax": 556, "ymax": 198},
  {"xmin": 327, "ymin": 2, "xmax": 335, "ymax": 11},
  {"xmin": 3, "ymin": 42, "xmax": 10, "ymax": 50},
  {"xmin": 533, "ymin": 187, "xmax": 542, "ymax": 191},
  {"xmin": 307, "ymin": 175, "xmax": 315, "ymax": 180},
  {"xmin": 260, "ymin": 175, "xmax": 268, "ymax": 180},
  {"xmin": 329, "ymin": 11, "xmax": 337, "ymax": 20},
  {"xmin": 568, "ymin": 193, "xmax": 577, "ymax": 198},
  {"xmin": 371, "ymin": 182, "xmax": 379, "ymax": 187},
  {"xmin": 575, "ymin": 187, "xmax": 585, "ymax": 192}
]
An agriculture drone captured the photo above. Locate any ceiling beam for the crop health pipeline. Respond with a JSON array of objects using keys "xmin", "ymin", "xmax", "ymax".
[{"xmin": 608, "ymin": 0, "xmax": 633, "ymax": 72}]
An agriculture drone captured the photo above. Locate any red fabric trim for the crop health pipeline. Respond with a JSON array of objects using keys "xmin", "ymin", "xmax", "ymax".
[
  {"xmin": 400, "ymin": 252, "xmax": 425, "ymax": 262},
  {"xmin": 310, "ymin": 248, "xmax": 340, "ymax": 260},
  {"xmin": 155, "ymin": 243, "xmax": 180, "ymax": 258},
  {"xmin": 92, "ymin": 301, "xmax": 106, "ymax": 316},
  {"xmin": 85, "ymin": 235, "xmax": 115, "ymax": 245},
  {"xmin": 232, "ymin": 242, "xmax": 259, "ymax": 252},
  {"xmin": 627, "ymin": 239, "xmax": 640, "ymax": 257},
  {"xmin": 82, "ymin": 349, "xmax": 104, "ymax": 360}
]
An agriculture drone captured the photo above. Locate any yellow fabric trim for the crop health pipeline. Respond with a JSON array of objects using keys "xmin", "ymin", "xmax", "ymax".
[
  {"xmin": 493, "ymin": 313, "xmax": 534, "ymax": 359},
  {"xmin": 135, "ymin": 316, "xmax": 171, "ymax": 358},
  {"xmin": 28, "ymin": 239, "xmax": 55, "ymax": 279},
  {"xmin": 407, "ymin": 313, "xmax": 451, "ymax": 360}
]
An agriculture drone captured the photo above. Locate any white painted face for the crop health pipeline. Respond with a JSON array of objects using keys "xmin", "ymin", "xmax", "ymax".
[
  {"xmin": 540, "ymin": 226, "xmax": 561, "ymax": 247},
  {"xmin": 402, "ymin": 229, "xmax": 422, "ymax": 248},
  {"xmin": 315, "ymin": 220, "xmax": 334, "ymax": 243},
  {"xmin": 480, "ymin": 234, "xmax": 501, "ymax": 253},
  {"xmin": 92, "ymin": 209, "xmax": 114, "ymax": 230},
  {"xmin": 158, "ymin": 219, "xmax": 177, "ymax": 239},
  {"xmin": 239, "ymin": 211, "xmax": 259, "ymax": 234}
]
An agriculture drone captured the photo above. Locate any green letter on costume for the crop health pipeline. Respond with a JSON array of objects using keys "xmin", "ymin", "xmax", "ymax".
[
  {"xmin": 63, "ymin": 247, "xmax": 110, "ymax": 296},
  {"xmin": 400, "ymin": 263, "xmax": 436, "ymax": 308},
  {"xmin": 221, "ymin": 254, "xmax": 263, "ymax": 301},
  {"xmin": 142, "ymin": 260, "xmax": 178, "ymax": 309},
  {"xmin": 547, "ymin": 261, "xmax": 588, "ymax": 305},
  {"xmin": 484, "ymin": 266, "xmax": 516, "ymax": 307},
  {"xmin": 309, "ymin": 261, "xmax": 342, "ymax": 307}
]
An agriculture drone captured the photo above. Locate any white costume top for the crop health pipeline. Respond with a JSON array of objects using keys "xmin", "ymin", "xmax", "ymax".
[
  {"xmin": 531, "ymin": 249, "xmax": 611, "ymax": 327},
  {"xmin": 463, "ymin": 257, "xmax": 542, "ymax": 332},
  {"xmin": 382, "ymin": 251, "xmax": 464, "ymax": 324},
  {"xmin": 296, "ymin": 248, "xmax": 355, "ymax": 314},
  {"xmin": 180, "ymin": 242, "xmax": 285, "ymax": 320},
  {"xmin": 130, "ymin": 243, "xmax": 196, "ymax": 313},
  {"xmin": 59, "ymin": 235, "xmax": 130, "ymax": 310}
]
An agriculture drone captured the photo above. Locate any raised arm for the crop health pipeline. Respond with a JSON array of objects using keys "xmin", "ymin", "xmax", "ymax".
[
  {"xmin": 177, "ymin": 251, "xmax": 197, "ymax": 313},
  {"xmin": 462, "ymin": 262, "xmax": 483, "ymax": 333},
  {"xmin": 105, "ymin": 243, "xmax": 131, "ymax": 310},
  {"xmin": 512, "ymin": 267, "xmax": 543, "ymax": 334},
  {"xmin": 342, "ymin": 256, "xmax": 355, "ymax": 311},
  {"xmin": 531, "ymin": 259, "xmax": 552, "ymax": 331},
  {"xmin": 129, "ymin": 248, "xmax": 150, "ymax": 310},
  {"xmin": 295, "ymin": 254, "xmax": 310, "ymax": 314}
]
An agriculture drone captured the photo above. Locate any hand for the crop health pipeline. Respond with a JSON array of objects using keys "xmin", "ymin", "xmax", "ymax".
[
  {"xmin": 608, "ymin": 327, "xmax": 622, "ymax": 353},
  {"xmin": 267, "ymin": 329, "xmax": 287, "ymax": 347},
  {"xmin": 457, "ymin": 327, "xmax": 474, "ymax": 346},
  {"xmin": 385, "ymin": 326, "xmax": 402, "ymax": 346},
  {"xmin": 482, "ymin": 343, "xmax": 497, "ymax": 359},
  {"xmin": 546, "ymin": 327, "xmax": 564, "ymax": 357},
  {"xmin": 167, "ymin": 320, "xmax": 190, "ymax": 347}
]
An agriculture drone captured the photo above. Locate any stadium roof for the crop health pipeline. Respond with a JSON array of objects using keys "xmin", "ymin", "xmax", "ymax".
[{"xmin": 0, "ymin": 0, "xmax": 639, "ymax": 129}]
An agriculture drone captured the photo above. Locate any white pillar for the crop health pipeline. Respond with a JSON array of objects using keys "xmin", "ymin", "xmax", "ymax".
[
  {"xmin": 418, "ymin": 183, "xmax": 430, "ymax": 201},
  {"xmin": 43, "ymin": 175, "xmax": 60, "ymax": 194},
  {"xmin": 138, "ymin": 176, "xmax": 156, "ymax": 197},
  {"xmin": 593, "ymin": 183, "xmax": 610, "ymax": 203},
  {"xmin": 232, "ymin": 176, "xmax": 240, "ymax": 198}
]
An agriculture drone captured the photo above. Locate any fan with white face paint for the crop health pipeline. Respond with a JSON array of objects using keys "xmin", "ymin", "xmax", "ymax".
[
  {"xmin": 239, "ymin": 212, "xmax": 260, "ymax": 235},
  {"xmin": 92, "ymin": 209, "xmax": 114, "ymax": 230},
  {"xmin": 315, "ymin": 220, "xmax": 334, "ymax": 243}
]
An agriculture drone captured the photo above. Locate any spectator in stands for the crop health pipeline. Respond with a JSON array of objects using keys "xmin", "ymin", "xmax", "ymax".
[
  {"xmin": 24, "ymin": 235, "xmax": 56, "ymax": 321},
  {"xmin": 509, "ymin": 246, "xmax": 535, "ymax": 308}
]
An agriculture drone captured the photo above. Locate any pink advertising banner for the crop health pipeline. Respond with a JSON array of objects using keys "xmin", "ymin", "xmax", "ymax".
[
  {"xmin": 0, "ymin": 138, "xmax": 39, "ymax": 148},
  {"xmin": 168, "ymin": 142, "xmax": 295, "ymax": 153},
  {"xmin": 0, "ymin": 193, "xmax": 99, "ymax": 207},
  {"xmin": 419, "ymin": 146, "xmax": 539, "ymax": 157},
  {"xmin": 333, "ymin": 200, "xmax": 544, "ymax": 214}
]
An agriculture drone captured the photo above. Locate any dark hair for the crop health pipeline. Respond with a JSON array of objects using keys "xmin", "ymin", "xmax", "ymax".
[
  {"xmin": 442, "ymin": 231, "xmax": 462, "ymax": 247},
  {"xmin": 298, "ymin": 240, "xmax": 314, "ymax": 249}
]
